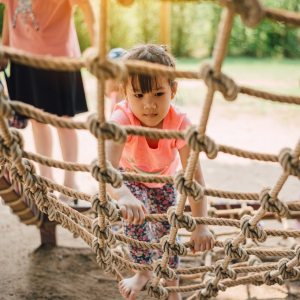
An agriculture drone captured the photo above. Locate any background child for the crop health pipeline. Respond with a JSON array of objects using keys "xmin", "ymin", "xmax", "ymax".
[
  {"xmin": 1, "ymin": 0, "xmax": 95, "ymax": 204},
  {"xmin": 106, "ymin": 47, "xmax": 126, "ymax": 114},
  {"xmin": 106, "ymin": 44, "xmax": 215, "ymax": 300}
]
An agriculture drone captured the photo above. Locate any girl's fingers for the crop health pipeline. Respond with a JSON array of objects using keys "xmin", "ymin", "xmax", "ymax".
[
  {"xmin": 193, "ymin": 242, "xmax": 199, "ymax": 253},
  {"xmin": 206, "ymin": 242, "xmax": 211, "ymax": 250},
  {"xmin": 127, "ymin": 209, "xmax": 133, "ymax": 223},
  {"xmin": 211, "ymin": 238, "xmax": 215, "ymax": 249},
  {"xmin": 132, "ymin": 209, "xmax": 140, "ymax": 225},
  {"xmin": 200, "ymin": 243, "xmax": 205, "ymax": 252},
  {"xmin": 119, "ymin": 205, "xmax": 127, "ymax": 220},
  {"xmin": 139, "ymin": 207, "xmax": 145, "ymax": 224},
  {"xmin": 141, "ymin": 204, "xmax": 147, "ymax": 214}
]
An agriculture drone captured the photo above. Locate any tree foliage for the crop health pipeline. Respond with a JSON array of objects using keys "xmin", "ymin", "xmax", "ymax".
[{"xmin": 0, "ymin": 1, "xmax": 299, "ymax": 59}]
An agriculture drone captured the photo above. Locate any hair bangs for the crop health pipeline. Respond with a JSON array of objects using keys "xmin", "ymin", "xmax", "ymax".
[{"xmin": 130, "ymin": 74, "xmax": 160, "ymax": 94}]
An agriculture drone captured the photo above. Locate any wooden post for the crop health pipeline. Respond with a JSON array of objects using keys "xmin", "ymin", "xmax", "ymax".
[{"xmin": 159, "ymin": 1, "xmax": 171, "ymax": 46}]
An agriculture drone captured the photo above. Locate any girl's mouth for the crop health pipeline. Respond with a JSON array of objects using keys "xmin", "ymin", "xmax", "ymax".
[{"xmin": 144, "ymin": 114, "xmax": 157, "ymax": 118}]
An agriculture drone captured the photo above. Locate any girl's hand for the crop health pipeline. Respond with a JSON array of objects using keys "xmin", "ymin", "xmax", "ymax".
[
  {"xmin": 190, "ymin": 225, "xmax": 215, "ymax": 254},
  {"xmin": 118, "ymin": 195, "xmax": 147, "ymax": 225}
]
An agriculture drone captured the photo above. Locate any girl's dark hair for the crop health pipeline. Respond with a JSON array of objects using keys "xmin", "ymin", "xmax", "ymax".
[{"xmin": 122, "ymin": 44, "xmax": 176, "ymax": 93}]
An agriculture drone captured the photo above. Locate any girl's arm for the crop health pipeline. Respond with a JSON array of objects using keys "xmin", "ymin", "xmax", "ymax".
[
  {"xmin": 77, "ymin": 0, "xmax": 96, "ymax": 46},
  {"xmin": 105, "ymin": 139, "xmax": 147, "ymax": 225},
  {"xmin": 179, "ymin": 144, "xmax": 215, "ymax": 253}
]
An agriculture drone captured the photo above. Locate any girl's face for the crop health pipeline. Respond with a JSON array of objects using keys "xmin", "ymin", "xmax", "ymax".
[{"xmin": 122, "ymin": 77, "xmax": 177, "ymax": 129}]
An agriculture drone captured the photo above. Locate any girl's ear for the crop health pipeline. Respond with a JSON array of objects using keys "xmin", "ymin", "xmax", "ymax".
[{"xmin": 171, "ymin": 81, "xmax": 178, "ymax": 100}]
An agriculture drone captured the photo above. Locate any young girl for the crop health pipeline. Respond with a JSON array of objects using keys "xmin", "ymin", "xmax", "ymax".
[{"xmin": 106, "ymin": 44, "xmax": 215, "ymax": 300}]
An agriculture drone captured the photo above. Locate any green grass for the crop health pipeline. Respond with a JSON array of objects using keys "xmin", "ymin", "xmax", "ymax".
[{"xmin": 174, "ymin": 57, "xmax": 300, "ymax": 118}]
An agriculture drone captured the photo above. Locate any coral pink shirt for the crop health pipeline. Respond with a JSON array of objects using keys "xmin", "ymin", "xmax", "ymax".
[
  {"xmin": 111, "ymin": 101, "xmax": 190, "ymax": 188},
  {"xmin": 1, "ymin": 0, "xmax": 85, "ymax": 57}
]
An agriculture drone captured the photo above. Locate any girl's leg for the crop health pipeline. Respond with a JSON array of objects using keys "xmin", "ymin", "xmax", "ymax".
[
  {"xmin": 31, "ymin": 119, "xmax": 54, "ymax": 181},
  {"xmin": 148, "ymin": 184, "xmax": 179, "ymax": 268},
  {"xmin": 148, "ymin": 184, "xmax": 181, "ymax": 300},
  {"xmin": 119, "ymin": 182, "xmax": 153, "ymax": 300},
  {"xmin": 56, "ymin": 119, "xmax": 78, "ymax": 202}
]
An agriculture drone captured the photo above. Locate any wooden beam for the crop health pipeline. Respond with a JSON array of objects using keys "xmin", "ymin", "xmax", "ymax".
[{"xmin": 159, "ymin": 1, "xmax": 171, "ymax": 46}]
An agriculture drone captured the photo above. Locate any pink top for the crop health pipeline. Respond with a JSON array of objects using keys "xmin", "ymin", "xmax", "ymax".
[
  {"xmin": 111, "ymin": 101, "xmax": 190, "ymax": 188},
  {"xmin": 1, "ymin": 0, "xmax": 85, "ymax": 57}
]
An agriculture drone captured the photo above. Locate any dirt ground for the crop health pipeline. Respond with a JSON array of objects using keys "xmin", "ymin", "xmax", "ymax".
[{"xmin": 1, "ymin": 77, "xmax": 300, "ymax": 300}]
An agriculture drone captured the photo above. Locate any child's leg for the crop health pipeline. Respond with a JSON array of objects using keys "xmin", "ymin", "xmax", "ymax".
[
  {"xmin": 119, "ymin": 181, "xmax": 154, "ymax": 300},
  {"xmin": 148, "ymin": 184, "xmax": 181, "ymax": 300}
]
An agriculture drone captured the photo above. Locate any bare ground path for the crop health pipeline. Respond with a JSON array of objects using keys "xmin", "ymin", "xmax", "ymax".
[{"xmin": 1, "ymin": 76, "xmax": 300, "ymax": 299}]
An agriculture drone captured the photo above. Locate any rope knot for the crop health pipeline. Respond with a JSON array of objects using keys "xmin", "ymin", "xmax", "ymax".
[
  {"xmin": 92, "ymin": 239, "xmax": 113, "ymax": 272},
  {"xmin": 160, "ymin": 235, "xmax": 187, "ymax": 256},
  {"xmin": 262, "ymin": 271, "xmax": 284, "ymax": 286},
  {"xmin": 259, "ymin": 187, "xmax": 289, "ymax": 217},
  {"xmin": 200, "ymin": 62, "xmax": 239, "ymax": 101},
  {"xmin": 48, "ymin": 205, "xmax": 58, "ymax": 222},
  {"xmin": 26, "ymin": 182, "xmax": 49, "ymax": 213},
  {"xmin": 224, "ymin": 238, "xmax": 249, "ymax": 261},
  {"xmin": 0, "ymin": 85, "xmax": 13, "ymax": 118},
  {"xmin": 24, "ymin": 184, "xmax": 49, "ymax": 214},
  {"xmin": 278, "ymin": 258, "xmax": 300, "ymax": 279},
  {"xmin": 154, "ymin": 260, "xmax": 177, "ymax": 281},
  {"xmin": 92, "ymin": 219, "xmax": 116, "ymax": 245},
  {"xmin": 240, "ymin": 214, "xmax": 267, "ymax": 242},
  {"xmin": 278, "ymin": 148, "xmax": 300, "ymax": 179},
  {"xmin": 186, "ymin": 127, "xmax": 218, "ymax": 159},
  {"xmin": 167, "ymin": 206, "xmax": 196, "ymax": 232},
  {"xmin": 219, "ymin": 0, "xmax": 265, "ymax": 28},
  {"xmin": 295, "ymin": 244, "xmax": 300, "ymax": 261},
  {"xmin": 83, "ymin": 47, "xmax": 128, "ymax": 82},
  {"xmin": 0, "ymin": 128, "xmax": 24, "ymax": 164},
  {"xmin": 214, "ymin": 260, "xmax": 236, "ymax": 280},
  {"xmin": 87, "ymin": 115, "xmax": 127, "ymax": 144},
  {"xmin": 198, "ymin": 280, "xmax": 226, "ymax": 299},
  {"xmin": 91, "ymin": 193, "xmax": 119, "ymax": 222},
  {"xmin": 9, "ymin": 159, "xmax": 36, "ymax": 188},
  {"xmin": 90, "ymin": 159, "xmax": 122, "ymax": 188},
  {"xmin": 174, "ymin": 170, "xmax": 204, "ymax": 202},
  {"xmin": 146, "ymin": 280, "xmax": 168, "ymax": 300}
]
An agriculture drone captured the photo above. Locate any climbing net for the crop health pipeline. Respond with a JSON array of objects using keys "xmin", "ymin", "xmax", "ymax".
[{"xmin": 1, "ymin": 0, "xmax": 300, "ymax": 299}]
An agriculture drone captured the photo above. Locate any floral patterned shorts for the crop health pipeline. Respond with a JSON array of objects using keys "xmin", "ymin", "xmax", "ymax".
[{"xmin": 122, "ymin": 180, "xmax": 180, "ymax": 269}]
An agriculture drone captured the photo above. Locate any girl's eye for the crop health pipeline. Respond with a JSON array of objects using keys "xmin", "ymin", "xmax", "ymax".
[
  {"xmin": 134, "ymin": 94, "xmax": 143, "ymax": 98},
  {"xmin": 155, "ymin": 92, "xmax": 164, "ymax": 97}
]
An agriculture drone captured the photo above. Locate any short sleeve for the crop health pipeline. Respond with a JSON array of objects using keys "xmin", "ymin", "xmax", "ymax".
[
  {"xmin": 175, "ymin": 115, "xmax": 192, "ymax": 149},
  {"xmin": 110, "ymin": 107, "xmax": 131, "ymax": 126},
  {"xmin": 69, "ymin": 0, "xmax": 88, "ymax": 6},
  {"xmin": 110, "ymin": 106, "xmax": 132, "ymax": 143}
]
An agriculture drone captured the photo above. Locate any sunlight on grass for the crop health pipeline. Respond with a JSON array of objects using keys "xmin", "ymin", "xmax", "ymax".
[{"xmin": 174, "ymin": 57, "xmax": 300, "ymax": 119}]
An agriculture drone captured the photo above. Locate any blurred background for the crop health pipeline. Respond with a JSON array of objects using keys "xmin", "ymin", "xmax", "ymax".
[{"xmin": 1, "ymin": 2, "xmax": 300, "ymax": 299}]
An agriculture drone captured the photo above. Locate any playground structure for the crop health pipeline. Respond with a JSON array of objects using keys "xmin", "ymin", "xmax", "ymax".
[{"xmin": 1, "ymin": 0, "xmax": 300, "ymax": 299}]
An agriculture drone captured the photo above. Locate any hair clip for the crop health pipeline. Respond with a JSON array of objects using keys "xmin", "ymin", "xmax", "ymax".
[{"xmin": 160, "ymin": 45, "xmax": 168, "ymax": 52}]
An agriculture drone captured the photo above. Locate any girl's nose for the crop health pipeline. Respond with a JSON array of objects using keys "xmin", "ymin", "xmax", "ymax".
[{"xmin": 144, "ymin": 101, "xmax": 157, "ymax": 109}]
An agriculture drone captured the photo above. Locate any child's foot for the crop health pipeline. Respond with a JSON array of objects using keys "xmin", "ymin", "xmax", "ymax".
[{"xmin": 118, "ymin": 271, "xmax": 152, "ymax": 300}]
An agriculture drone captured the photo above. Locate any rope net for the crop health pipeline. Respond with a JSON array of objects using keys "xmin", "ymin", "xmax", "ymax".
[{"xmin": 1, "ymin": 0, "xmax": 300, "ymax": 299}]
